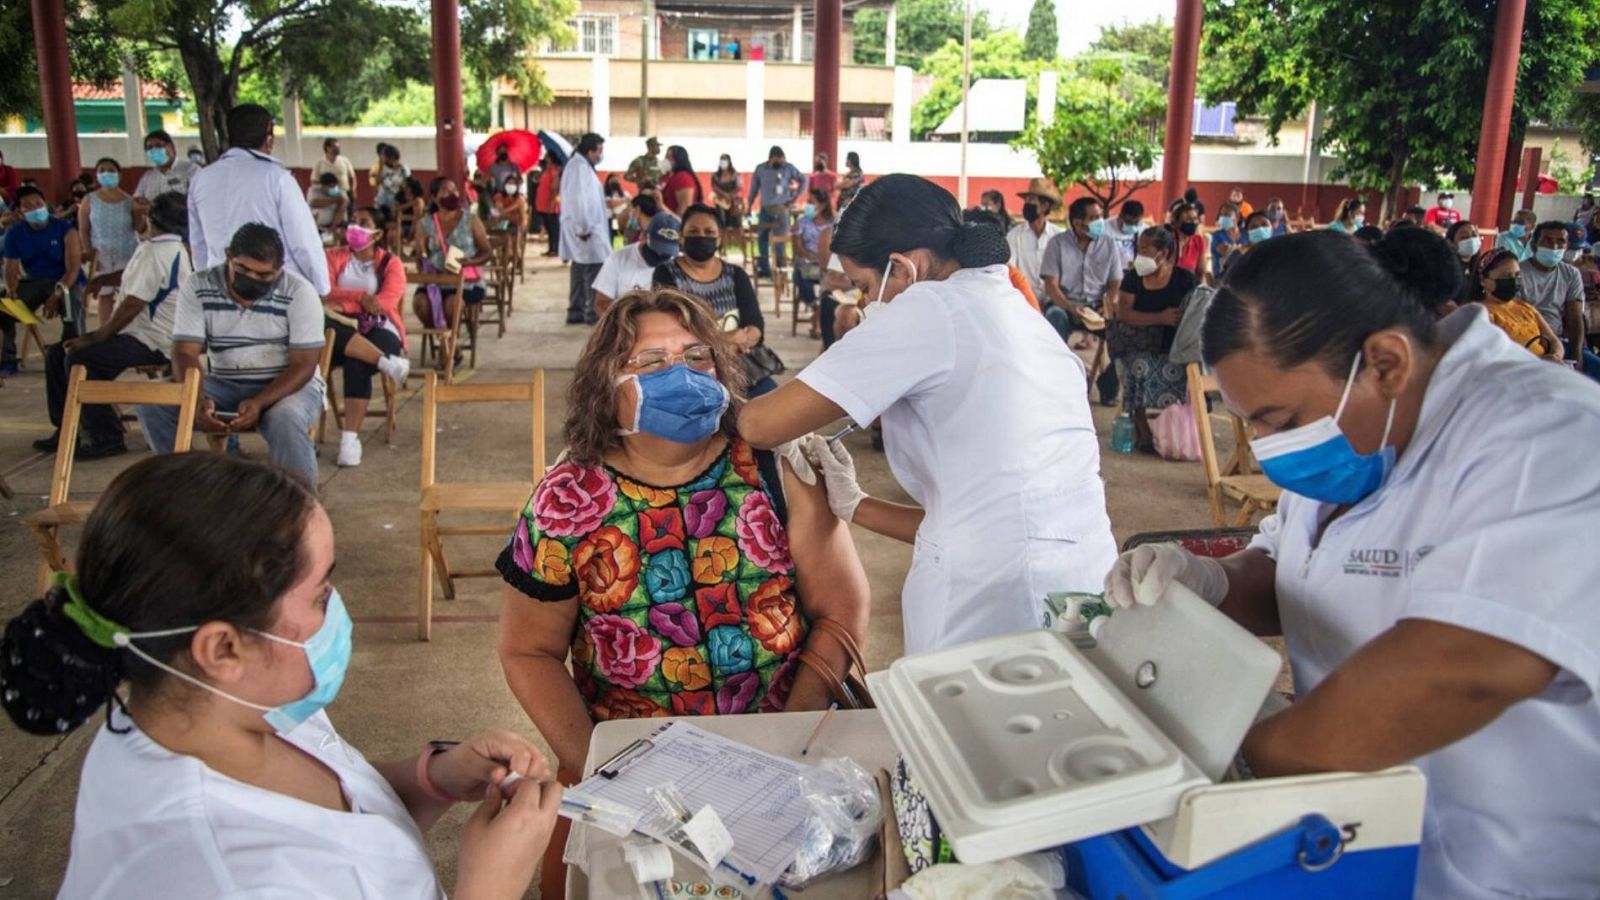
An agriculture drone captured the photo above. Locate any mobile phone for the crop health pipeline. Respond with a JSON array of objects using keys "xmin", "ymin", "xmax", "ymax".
[{"xmin": 213, "ymin": 410, "xmax": 238, "ymax": 421}]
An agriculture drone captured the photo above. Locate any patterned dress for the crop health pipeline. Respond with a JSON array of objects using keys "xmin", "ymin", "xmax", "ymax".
[{"xmin": 496, "ymin": 438, "xmax": 808, "ymax": 722}]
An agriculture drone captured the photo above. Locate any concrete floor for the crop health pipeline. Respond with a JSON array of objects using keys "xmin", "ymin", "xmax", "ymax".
[{"xmin": 0, "ymin": 249, "xmax": 1234, "ymax": 896}]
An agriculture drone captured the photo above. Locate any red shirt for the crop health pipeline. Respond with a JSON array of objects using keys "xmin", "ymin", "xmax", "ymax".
[
  {"xmin": 534, "ymin": 164, "xmax": 561, "ymax": 214},
  {"xmin": 0, "ymin": 165, "xmax": 18, "ymax": 204},
  {"xmin": 1423, "ymin": 206, "xmax": 1461, "ymax": 228},
  {"xmin": 809, "ymin": 170, "xmax": 838, "ymax": 196},
  {"xmin": 661, "ymin": 170, "xmax": 701, "ymax": 214}
]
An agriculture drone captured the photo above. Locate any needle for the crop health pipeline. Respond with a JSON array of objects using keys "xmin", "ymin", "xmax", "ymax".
[{"xmin": 827, "ymin": 424, "xmax": 859, "ymax": 445}]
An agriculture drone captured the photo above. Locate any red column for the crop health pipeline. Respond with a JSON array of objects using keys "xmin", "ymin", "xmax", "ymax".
[
  {"xmin": 31, "ymin": 0, "xmax": 80, "ymax": 200},
  {"xmin": 812, "ymin": 0, "xmax": 842, "ymax": 174},
  {"xmin": 1519, "ymin": 146, "xmax": 1542, "ymax": 213},
  {"xmin": 1160, "ymin": 0, "xmax": 1203, "ymax": 207},
  {"xmin": 431, "ymin": 0, "xmax": 466, "ymax": 183},
  {"xmin": 1469, "ymin": 0, "xmax": 1526, "ymax": 229}
]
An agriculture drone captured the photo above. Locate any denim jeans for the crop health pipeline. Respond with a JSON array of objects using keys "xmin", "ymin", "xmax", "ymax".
[
  {"xmin": 757, "ymin": 204, "xmax": 790, "ymax": 273},
  {"xmin": 1044, "ymin": 305, "xmax": 1119, "ymax": 403},
  {"xmin": 137, "ymin": 376, "xmax": 324, "ymax": 487}
]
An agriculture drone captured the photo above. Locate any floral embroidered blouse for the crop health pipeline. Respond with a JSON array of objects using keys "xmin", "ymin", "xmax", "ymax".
[{"xmin": 496, "ymin": 438, "xmax": 809, "ymax": 722}]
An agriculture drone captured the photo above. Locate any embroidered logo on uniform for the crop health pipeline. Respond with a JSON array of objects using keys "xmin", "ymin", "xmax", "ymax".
[{"xmin": 1343, "ymin": 548, "xmax": 1404, "ymax": 578}]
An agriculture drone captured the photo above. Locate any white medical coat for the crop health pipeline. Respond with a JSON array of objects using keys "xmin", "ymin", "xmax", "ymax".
[
  {"xmin": 1249, "ymin": 307, "xmax": 1600, "ymax": 900},
  {"xmin": 798, "ymin": 264, "xmax": 1118, "ymax": 654},
  {"xmin": 59, "ymin": 710, "xmax": 443, "ymax": 900}
]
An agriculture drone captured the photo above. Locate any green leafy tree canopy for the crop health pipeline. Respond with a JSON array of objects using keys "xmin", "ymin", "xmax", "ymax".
[
  {"xmin": 1085, "ymin": 18, "xmax": 1188, "ymax": 89},
  {"xmin": 853, "ymin": 0, "xmax": 992, "ymax": 69},
  {"xmin": 98, "ymin": 0, "xmax": 573, "ymax": 158},
  {"xmin": 1019, "ymin": 54, "xmax": 1165, "ymax": 211},
  {"xmin": 1022, "ymin": 0, "xmax": 1058, "ymax": 62},
  {"xmin": 1201, "ymin": 0, "xmax": 1600, "ymax": 217},
  {"xmin": 0, "ymin": 0, "xmax": 177, "ymax": 122}
]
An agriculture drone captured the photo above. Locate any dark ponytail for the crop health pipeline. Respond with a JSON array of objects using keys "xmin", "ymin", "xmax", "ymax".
[
  {"xmin": 833, "ymin": 174, "xmax": 1007, "ymax": 270},
  {"xmin": 1369, "ymin": 226, "xmax": 1461, "ymax": 316},
  {"xmin": 1, "ymin": 455, "xmax": 316, "ymax": 735},
  {"xmin": 1201, "ymin": 230, "xmax": 1439, "ymax": 374}
]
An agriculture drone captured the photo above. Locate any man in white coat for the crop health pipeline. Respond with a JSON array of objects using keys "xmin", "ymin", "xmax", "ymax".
[{"xmin": 559, "ymin": 133, "xmax": 609, "ymax": 325}]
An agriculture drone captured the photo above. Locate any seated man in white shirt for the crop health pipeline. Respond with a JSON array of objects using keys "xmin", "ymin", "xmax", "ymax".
[
  {"xmin": 1005, "ymin": 177, "xmax": 1064, "ymax": 303},
  {"xmin": 137, "ymin": 223, "xmax": 325, "ymax": 487},
  {"xmin": 38, "ymin": 192, "xmax": 191, "ymax": 459},
  {"xmin": 1103, "ymin": 200, "xmax": 1145, "ymax": 270},
  {"xmin": 593, "ymin": 210, "xmax": 679, "ymax": 318},
  {"xmin": 306, "ymin": 172, "xmax": 348, "ymax": 239}
]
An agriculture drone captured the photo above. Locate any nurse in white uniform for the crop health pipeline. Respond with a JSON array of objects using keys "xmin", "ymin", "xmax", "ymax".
[
  {"xmin": 740, "ymin": 174, "xmax": 1117, "ymax": 654},
  {"xmin": 0, "ymin": 454, "xmax": 561, "ymax": 900},
  {"xmin": 1105, "ymin": 230, "xmax": 1600, "ymax": 900}
]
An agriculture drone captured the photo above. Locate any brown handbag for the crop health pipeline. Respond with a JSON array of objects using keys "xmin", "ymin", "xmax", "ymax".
[{"xmin": 794, "ymin": 617, "xmax": 875, "ymax": 709}]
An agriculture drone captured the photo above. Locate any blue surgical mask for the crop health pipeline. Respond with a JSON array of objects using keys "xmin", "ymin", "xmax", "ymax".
[
  {"xmin": 1086, "ymin": 219, "xmax": 1105, "ymax": 240},
  {"xmin": 1351, "ymin": 215, "xmax": 1366, "ymax": 229},
  {"xmin": 1250, "ymin": 353, "xmax": 1397, "ymax": 506},
  {"xmin": 1217, "ymin": 215, "xmax": 1236, "ymax": 230},
  {"xmin": 1534, "ymin": 247, "xmax": 1564, "ymax": 268},
  {"xmin": 111, "ymin": 589, "xmax": 354, "ymax": 734},
  {"xmin": 96, "ymin": 171, "xmax": 120, "ymax": 189},
  {"xmin": 617, "ymin": 365, "xmax": 731, "ymax": 444},
  {"xmin": 146, "ymin": 147, "xmax": 170, "ymax": 167},
  {"xmin": 1509, "ymin": 223, "xmax": 1527, "ymax": 239},
  {"xmin": 1248, "ymin": 226, "xmax": 1273, "ymax": 244},
  {"xmin": 23, "ymin": 208, "xmax": 49, "ymax": 226},
  {"xmin": 1456, "ymin": 236, "xmax": 1481, "ymax": 259},
  {"xmin": 803, "ymin": 203, "xmax": 816, "ymax": 218},
  {"xmin": 327, "ymin": 187, "xmax": 341, "ymax": 197},
  {"xmin": 189, "ymin": 152, "xmax": 204, "ymax": 165}
]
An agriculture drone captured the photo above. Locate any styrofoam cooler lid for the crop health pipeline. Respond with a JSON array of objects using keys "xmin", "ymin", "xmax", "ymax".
[
  {"xmin": 1084, "ymin": 582, "xmax": 1281, "ymax": 781},
  {"xmin": 866, "ymin": 583, "xmax": 1281, "ymax": 864}
]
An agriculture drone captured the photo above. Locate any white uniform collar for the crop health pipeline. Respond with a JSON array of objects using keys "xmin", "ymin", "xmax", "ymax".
[{"xmin": 1393, "ymin": 305, "xmax": 1517, "ymax": 484}]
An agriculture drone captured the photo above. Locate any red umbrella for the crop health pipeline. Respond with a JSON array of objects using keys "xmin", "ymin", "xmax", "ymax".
[{"xmin": 475, "ymin": 129, "xmax": 542, "ymax": 176}]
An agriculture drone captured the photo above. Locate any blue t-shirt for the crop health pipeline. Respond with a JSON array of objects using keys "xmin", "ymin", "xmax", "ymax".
[{"xmin": 2, "ymin": 217, "xmax": 75, "ymax": 281}]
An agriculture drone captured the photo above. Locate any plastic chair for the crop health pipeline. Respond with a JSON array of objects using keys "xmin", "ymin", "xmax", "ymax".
[
  {"xmin": 23, "ymin": 366, "xmax": 202, "ymax": 591},
  {"xmin": 408, "ymin": 269, "xmax": 467, "ymax": 383},
  {"xmin": 1187, "ymin": 362, "xmax": 1281, "ymax": 527},
  {"xmin": 417, "ymin": 370, "xmax": 545, "ymax": 640}
]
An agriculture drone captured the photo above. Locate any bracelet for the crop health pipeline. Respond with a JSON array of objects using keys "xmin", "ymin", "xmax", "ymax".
[{"xmin": 416, "ymin": 741, "xmax": 460, "ymax": 803}]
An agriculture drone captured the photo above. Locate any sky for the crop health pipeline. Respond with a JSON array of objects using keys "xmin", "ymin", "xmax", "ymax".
[{"xmin": 976, "ymin": 0, "xmax": 1174, "ymax": 56}]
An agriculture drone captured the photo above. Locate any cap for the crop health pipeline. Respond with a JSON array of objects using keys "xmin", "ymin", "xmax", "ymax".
[
  {"xmin": 645, "ymin": 136, "xmax": 660, "ymax": 145},
  {"xmin": 646, "ymin": 212, "xmax": 681, "ymax": 258}
]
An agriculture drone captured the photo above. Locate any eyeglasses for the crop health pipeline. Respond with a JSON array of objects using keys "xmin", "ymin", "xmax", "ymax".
[{"xmin": 625, "ymin": 344, "xmax": 716, "ymax": 372}]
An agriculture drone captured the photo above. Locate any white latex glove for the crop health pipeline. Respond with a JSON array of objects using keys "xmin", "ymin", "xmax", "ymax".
[
  {"xmin": 775, "ymin": 438, "xmax": 818, "ymax": 487},
  {"xmin": 1104, "ymin": 543, "xmax": 1229, "ymax": 609},
  {"xmin": 801, "ymin": 433, "xmax": 865, "ymax": 522}
]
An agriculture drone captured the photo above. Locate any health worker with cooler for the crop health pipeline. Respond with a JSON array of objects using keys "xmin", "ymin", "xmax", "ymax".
[
  {"xmin": 1105, "ymin": 230, "xmax": 1600, "ymax": 900},
  {"xmin": 740, "ymin": 174, "xmax": 1118, "ymax": 654}
]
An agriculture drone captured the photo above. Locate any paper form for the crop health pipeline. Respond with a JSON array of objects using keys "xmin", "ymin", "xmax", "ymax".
[{"xmin": 565, "ymin": 721, "xmax": 811, "ymax": 885}]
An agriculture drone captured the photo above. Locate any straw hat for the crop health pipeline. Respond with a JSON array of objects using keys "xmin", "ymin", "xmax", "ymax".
[{"xmin": 1017, "ymin": 177, "xmax": 1062, "ymax": 206}]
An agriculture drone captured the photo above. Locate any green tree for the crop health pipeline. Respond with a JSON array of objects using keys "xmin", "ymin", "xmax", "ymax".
[
  {"xmin": 0, "ymin": 0, "xmax": 173, "ymax": 121},
  {"xmin": 1022, "ymin": 0, "xmax": 1058, "ymax": 62},
  {"xmin": 1201, "ymin": 0, "xmax": 1600, "ymax": 217},
  {"xmin": 852, "ymin": 0, "xmax": 992, "ymax": 69},
  {"xmin": 911, "ymin": 31, "xmax": 1061, "ymax": 139},
  {"xmin": 100, "ymin": 0, "xmax": 574, "ymax": 158},
  {"xmin": 355, "ymin": 72, "xmax": 493, "ymax": 130},
  {"xmin": 1086, "ymin": 18, "xmax": 1180, "ymax": 88},
  {"xmin": 1019, "ymin": 55, "xmax": 1165, "ymax": 211}
]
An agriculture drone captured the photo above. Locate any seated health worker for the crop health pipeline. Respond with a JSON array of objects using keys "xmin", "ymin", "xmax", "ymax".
[
  {"xmin": 0, "ymin": 454, "xmax": 561, "ymax": 900},
  {"xmin": 1104, "ymin": 230, "xmax": 1600, "ymax": 900},
  {"xmin": 739, "ymin": 174, "xmax": 1118, "ymax": 655}
]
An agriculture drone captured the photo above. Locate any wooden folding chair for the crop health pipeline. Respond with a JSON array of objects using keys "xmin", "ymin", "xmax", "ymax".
[
  {"xmin": 768, "ymin": 233, "xmax": 791, "ymax": 316},
  {"xmin": 409, "ymin": 269, "xmax": 467, "ymax": 383},
  {"xmin": 316, "ymin": 328, "xmax": 399, "ymax": 446},
  {"xmin": 1187, "ymin": 362, "xmax": 1281, "ymax": 527},
  {"xmin": 417, "ymin": 370, "xmax": 546, "ymax": 641},
  {"xmin": 23, "ymin": 366, "xmax": 202, "ymax": 591},
  {"xmin": 481, "ymin": 232, "xmax": 513, "ymax": 338}
]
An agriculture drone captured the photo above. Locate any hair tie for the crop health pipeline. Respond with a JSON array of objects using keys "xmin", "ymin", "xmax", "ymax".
[{"xmin": 53, "ymin": 571, "xmax": 128, "ymax": 650}]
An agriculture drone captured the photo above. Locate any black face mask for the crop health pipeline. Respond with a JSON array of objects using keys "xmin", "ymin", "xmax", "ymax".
[
  {"xmin": 1179, "ymin": 221, "xmax": 1199, "ymax": 236},
  {"xmin": 230, "ymin": 268, "xmax": 274, "ymax": 301},
  {"xmin": 682, "ymin": 235, "xmax": 719, "ymax": 262},
  {"xmin": 1490, "ymin": 276, "xmax": 1520, "ymax": 302},
  {"xmin": 1022, "ymin": 202, "xmax": 1040, "ymax": 223},
  {"xmin": 640, "ymin": 244, "xmax": 670, "ymax": 267}
]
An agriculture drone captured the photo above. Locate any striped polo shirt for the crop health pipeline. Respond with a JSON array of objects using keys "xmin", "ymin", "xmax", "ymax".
[{"xmin": 172, "ymin": 264, "xmax": 325, "ymax": 382}]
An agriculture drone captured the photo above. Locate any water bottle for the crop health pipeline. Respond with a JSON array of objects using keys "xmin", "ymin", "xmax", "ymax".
[{"xmin": 1110, "ymin": 411, "xmax": 1134, "ymax": 454}]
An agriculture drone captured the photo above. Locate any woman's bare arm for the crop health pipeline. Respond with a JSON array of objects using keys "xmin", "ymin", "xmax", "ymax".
[
  {"xmin": 497, "ymin": 588, "xmax": 593, "ymax": 783},
  {"xmin": 778, "ymin": 457, "xmax": 871, "ymax": 709}
]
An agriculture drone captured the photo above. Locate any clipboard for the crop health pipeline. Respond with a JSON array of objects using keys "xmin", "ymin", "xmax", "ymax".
[{"xmin": 563, "ymin": 720, "xmax": 814, "ymax": 886}]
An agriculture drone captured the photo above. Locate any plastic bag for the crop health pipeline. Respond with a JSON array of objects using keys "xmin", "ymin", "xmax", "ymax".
[
  {"xmin": 785, "ymin": 756, "xmax": 884, "ymax": 887},
  {"xmin": 1151, "ymin": 402, "xmax": 1202, "ymax": 462}
]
